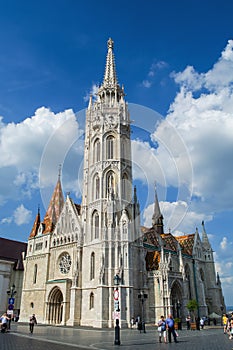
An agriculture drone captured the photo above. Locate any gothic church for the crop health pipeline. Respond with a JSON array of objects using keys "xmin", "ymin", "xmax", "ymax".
[{"xmin": 20, "ymin": 39, "xmax": 225, "ymax": 327}]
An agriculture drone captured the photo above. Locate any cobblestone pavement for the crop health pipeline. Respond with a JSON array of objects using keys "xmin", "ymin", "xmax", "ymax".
[{"xmin": 0, "ymin": 324, "xmax": 233, "ymax": 350}]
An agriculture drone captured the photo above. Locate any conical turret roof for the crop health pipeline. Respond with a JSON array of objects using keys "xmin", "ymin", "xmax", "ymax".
[
  {"xmin": 43, "ymin": 173, "xmax": 64, "ymax": 234},
  {"xmin": 29, "ymin": 207, "xmax": 41, "ymax": 238}
]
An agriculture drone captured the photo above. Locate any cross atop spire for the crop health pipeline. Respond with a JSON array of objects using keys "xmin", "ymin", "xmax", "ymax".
[{"xmin": 103, "ymin": 38, "xmax": 118, "ymax": 88}]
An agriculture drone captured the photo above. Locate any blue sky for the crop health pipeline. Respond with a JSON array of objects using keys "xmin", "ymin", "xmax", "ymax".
[{"xmin": 0, "ymin": 0, "xmax": 232, "ymax": 306}]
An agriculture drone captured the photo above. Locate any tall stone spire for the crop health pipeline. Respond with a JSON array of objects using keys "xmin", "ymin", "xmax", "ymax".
[
  {"xmin": 43, "ymin": 168, "xmax": 64, "ymax": 234},
  {"xmin": 152, "ymin": 184, "xmax": 164, "ymax": 234},
  {"xmin": 96, "ymin": 38, "xmax": 124, "ymax": 106},
  {"xmin": 103, "ymin": 38, "xmax": 118, "ymax": 88},
  {"xmin": 29, "ymin": 206, "xmax": 41, "ymax": 238},
  {"xmin": 201, "ymin": 220, "xmax": 211, "ymax": 249}
]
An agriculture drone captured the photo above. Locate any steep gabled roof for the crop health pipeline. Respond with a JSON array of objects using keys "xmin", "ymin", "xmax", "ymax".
[
  {"xmin": 143, "ymin": 227, "xmax": 160, "ymax": 247},
  {"xmin": 29, "ymin": 208, "xmax": 40, "ymax": 238},
  {"xmin": 43, "ymin": 175, "xmax": 64, "ymax": 234},
  {"xmin": 142, "ymin": 225, "xmax": 194, "ymax": 257},
  {"xmin": 176, "ymin": 234, "xmax": 195, "ymax": 255}
]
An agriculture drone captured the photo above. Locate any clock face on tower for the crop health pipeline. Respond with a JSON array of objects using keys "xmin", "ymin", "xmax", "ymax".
[{"xmin": 59, "ymin": 253, "xmax": 72, "ymax": 274}]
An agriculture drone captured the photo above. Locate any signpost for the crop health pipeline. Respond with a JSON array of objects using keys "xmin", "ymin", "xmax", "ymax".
[{"xmin": 113, "ymin": 274, "xmax": 121, "ymax": 345}]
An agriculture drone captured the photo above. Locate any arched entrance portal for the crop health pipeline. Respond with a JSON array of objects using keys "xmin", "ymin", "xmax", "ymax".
[
  {"xmin": 170, "ymin": 280, "xmax": 183, "ymax": 319},
  {"xmin": 47, "ymin": 287, "xmax": 63, "ymax": 324}
]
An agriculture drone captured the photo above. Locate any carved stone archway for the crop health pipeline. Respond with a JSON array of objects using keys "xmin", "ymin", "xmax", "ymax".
[
  {"xmin": 47, "ymin": 287, "xmax": 63, "ymax": 324},
  {"xmin": 170, "ymin": 280, "xmax": 183, "ymax": 319}
]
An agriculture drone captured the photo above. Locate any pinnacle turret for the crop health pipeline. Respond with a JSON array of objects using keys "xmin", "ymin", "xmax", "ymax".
[
  {"xmin": 97, "ymin": 38, "xmax": 125, "ymax": 105},
  {"xmin": 43, "ymin": 170, "xmax": 64, "ymax": 234},
  {"xmin": 103, "ymin": 38, "xmax": 118, "ymax": 88},
  {"xmin": 201, "ymin": 220, "xmax": 211, "ymax": 249},
  {"xmin": 152, "ymin": 184, "xmax": 164, "ymax": 234}
]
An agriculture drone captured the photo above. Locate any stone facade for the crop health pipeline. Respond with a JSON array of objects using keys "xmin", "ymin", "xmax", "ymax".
[
  {"xmin": 0, "ymin": 238, "xmax": 27, "ymax": 317},
  {"xmin": 20, "ymin": 39, "xmax": 225, "ymax": 327}
]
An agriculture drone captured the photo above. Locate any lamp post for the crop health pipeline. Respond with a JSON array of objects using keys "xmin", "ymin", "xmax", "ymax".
[
  {"xmin": 138, "ymin": 290, "xmax": 147, "ymax": 333},
  {"xmin": 176, "ymin": 300, "xmax": 182, "ymax": 330},
  {"xmin": 7, "ymin": 284, "xmax": 17, "ymax": 298},
  {"xmin": 113, "ymin": 274, "xmax": 121, "ymax": 346},
  {"xmin": 6, "ymin": 284, "xmax": 17, "ymax": 326}
]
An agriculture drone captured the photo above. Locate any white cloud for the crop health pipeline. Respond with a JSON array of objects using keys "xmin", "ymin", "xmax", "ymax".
[
  {"xmin": 0, "ymin": 107, "xmax": 81, "ymax": 203},
  {"xmin": 220, "ymin": 237, "xmax": 228, "ymax": 250},
  {"xmin": 83, "ymin": 83, "xmax": 99, "ymax": 102},
  {"xmin": 142, "ymin": 80, "xmax": 152, "ymax": 88},
  {"xmin": 143, "ymin": 200, "xmax": 212, "ymax": 234},
  {"xmin": 141, "ymin": 60, "xmax": 169, "ymax": 88},
  {"xmin": 152, "ymin": 40, "xmax": 233, "ymax": 216},
  {"xmin": 0, "ymin": 217, "xmax": 12, "ymax": 224},
  {"xmin": 13, "ymin": 204, "xmax": 32, "ymax": 225}
]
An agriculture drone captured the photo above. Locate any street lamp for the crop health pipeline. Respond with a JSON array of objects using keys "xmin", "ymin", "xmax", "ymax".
[
  {"xmin": 7, "ymin": 284, "xmax": 17, "ymax": 298},
  {"xmin": 6, "ymin": 284, "xmax": 17, "ymax": 324},
  {"xmin": 176, "ymin": 301, "xmax": 182, "ymax": 330},
  {"xmin": 138, "ymin": 290, "xmax": 147, "ymax": 333},
  {"xmin": 113, "ymin": 274, "xmax": 121, "ymax": 346}
]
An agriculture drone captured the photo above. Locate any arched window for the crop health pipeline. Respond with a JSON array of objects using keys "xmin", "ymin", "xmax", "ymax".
[
  {"xmin": 122, "ymin": 139, "xmax": 126, "ymax": 160},
  {"xmin": 106, "ymin": 135, "xmax": 114, "ymax": 159},
  {"xmin": 95, "ymin": 175, "xmax": 100, "ymax": 200},
  {"xmin": 94, "ymin": 139, "xmax": 100, "ymax": 163},
  {"xmin": 33, "ymin": 264, "xmax": 38, "ymax": 284},
  {"xmin": 122, "ymin": 173, "xmax": 128, "ymax": 199},
  {"xmin": 106, "ymin": 171, "xmax": 115, "ymax": 197},
  {"xmin": 90, "ymin": 292, "xmax": 94, "ymax": 309},
  {"xmin": 91, "ymin": 211, "xmax": 99, "ymax": 240},
  {"xmin": 90, "ymin": 252, "xmax": 95, "ymax": 280}
]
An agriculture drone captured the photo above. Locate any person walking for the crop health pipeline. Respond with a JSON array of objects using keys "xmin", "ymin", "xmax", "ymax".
[
  {"xmin": 166, "ymin": 314, "xmax": 178, "ymax": 343},
  {"xmin": 29, "ymin": 314, "xmax": 37, "ymax": 333},
  {"xmin": 186, "ymin": 315, "xmax": 191, "ymax": 330},
  {"xmin": 0, "ymin": 313, "xmax": 10, "ymax": 333},
  {"xmin": 222, "ymin": 314, "xmax": 228, "ymax": 334},
  {"xmin": 157, "ymin": 315, "xmax": 167, "ymax": 343},
  {"xmin": 200, "ymin": 318, "xmax": 204, "ymax": 329}
]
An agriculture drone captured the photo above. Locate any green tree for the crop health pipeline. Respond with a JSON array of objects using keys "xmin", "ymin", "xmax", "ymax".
[{"xmin": 186, "ymin": 299, "xmax": 198, "ymax": 322}]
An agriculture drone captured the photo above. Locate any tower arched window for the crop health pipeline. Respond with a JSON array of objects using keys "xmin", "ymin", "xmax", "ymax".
[
  {"xmin": 106, "ymin": 135, "xmax": 114, "ymax": 159},
  {"xmin": 106, "ymin": 171, "xmax": 115, "ymax": 198},
  {"xmin": 90, "ymin": 252, "xmax": 95, "ymax": 280},
  {"xmin": 90, "ymin": 292, "xmax": 94, "ymax": 309},
  {"xmin": 95, "ymin": 175, "xmax": 100, "ymax": 200},
  {"xmin": 33, "ymin": 264, "xmax": 38, "ymax": 284},
  {"xmin": 94, "ymin": 138, "xmax": 100, "ymax": 163},
  {"xmin": 91, "ymin": 211, "xmax": 99, "ymax": 240},
  {"xmin": 122, "ymin": 173, "xmax": 128, "ymax": 199},
  {"xmin": 122, "ymin": 139, "xmax": 126, "ymax": 160}
]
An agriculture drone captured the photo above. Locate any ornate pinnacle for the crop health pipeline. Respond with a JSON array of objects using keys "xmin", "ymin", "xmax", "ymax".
[
  {"xmin": 103, "ymin": 38, "xmax": 117, "ymax": 88},
  {"xmin": 108, "ymin": 37, "xmax": 114, "ymax": 49}
]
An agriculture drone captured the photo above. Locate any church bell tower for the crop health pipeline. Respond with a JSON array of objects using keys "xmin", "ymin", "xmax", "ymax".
[{"xmin": 81, "ymin": 38, "xmax": 141, "ymax": 327}]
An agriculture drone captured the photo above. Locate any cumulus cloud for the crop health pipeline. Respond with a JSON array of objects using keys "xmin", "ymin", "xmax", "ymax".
[
  {"xmin": 0, "ymin": 107, "xmax": 81, "ymax": 202},
  {"xmin": 13, "ymin": 204, "xmax": 32, "ymax": 225},
  {"xmin": 152, "ymin": 39, "xmax": 233, "ymax": 216},
  {"xmin": 143, "ymin": 200, "xmax": 212, "ymax": 234},
  {"xmin": 0, "ymin": 217, "xmax": 12, "ymax": 224},
  {"xmin": 220, "ymin": 236, "xmax": 228, "ymax": 250},
  {"xmin": 83, "ymin": 83, "xmax": 99, "ymax": 102}
]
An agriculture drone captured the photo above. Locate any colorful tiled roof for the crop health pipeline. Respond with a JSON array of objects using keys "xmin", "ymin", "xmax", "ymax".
[
  {"xmin": 43, "ymin": 177, "xmax": 64, "ymax": 234},
  {"xmin": 142, "ymin": 226, "xmax": 195, "ymax": 257}
]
